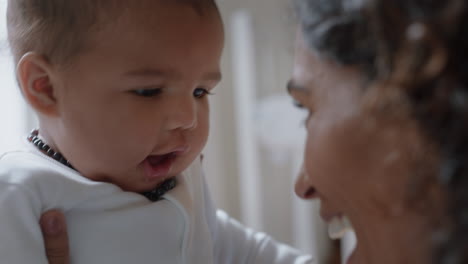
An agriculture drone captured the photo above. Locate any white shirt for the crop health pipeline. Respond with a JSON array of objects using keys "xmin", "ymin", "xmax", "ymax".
[{"xmin": 0, "ymin": 146, "xmax": 314, "ymax": 263}]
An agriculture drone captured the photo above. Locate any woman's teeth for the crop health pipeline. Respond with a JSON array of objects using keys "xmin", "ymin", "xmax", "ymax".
[{"xmin": 328, "ymin": 215, "xmax": 353, "ymax": 240}]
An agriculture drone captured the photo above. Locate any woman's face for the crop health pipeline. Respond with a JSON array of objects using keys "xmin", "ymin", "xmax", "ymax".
[{"xmin": 289, "ymin": 30, "xmax": 441, "ymax": 264}]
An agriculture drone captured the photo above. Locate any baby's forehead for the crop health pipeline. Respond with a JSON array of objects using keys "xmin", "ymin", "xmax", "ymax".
[
  {"xmin": 7, "ymin": 0, "xmax": 219, "ymax": 67},
  {"xmin": 85, "ymin": 1, "xmax": 222, "ymax": 51},
  {"xmin": 60, "ymin": 9, "xmax": 223, "ymax": 85},
  {"xmin": 103, "ymin": 0, "xmax": 218, "ymax": 21}
]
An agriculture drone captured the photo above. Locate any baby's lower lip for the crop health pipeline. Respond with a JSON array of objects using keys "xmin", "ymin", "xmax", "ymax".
[{"xmin": 142, "ymin": 154, "xmax": 176, "ymax": 181}]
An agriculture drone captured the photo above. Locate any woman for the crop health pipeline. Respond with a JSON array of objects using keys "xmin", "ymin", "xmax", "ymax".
[
  {"xmin": 291, "ymin": 0, "xmax": 468, "ymax": 263},
  {"xmin": 41, "ymin": 0, "xmax": 468, "ymax": 263}
]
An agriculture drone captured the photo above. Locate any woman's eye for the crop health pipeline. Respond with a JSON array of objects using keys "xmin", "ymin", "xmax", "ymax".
[
  {"xmin": 132, "ymin": 88, "xmax": 162, "ymax": 97},
  {"xmin": 293, "ymin": 100, "xmax": 305, "ymax": 109},
  {"xmin": 193, "ymin": 87, "xmax": 213, "ymax": 99}
]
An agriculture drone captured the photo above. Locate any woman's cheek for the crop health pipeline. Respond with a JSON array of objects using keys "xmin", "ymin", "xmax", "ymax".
[{"xmin": 303, "ymin": 123, "xmax": 328, "ymax": 185}]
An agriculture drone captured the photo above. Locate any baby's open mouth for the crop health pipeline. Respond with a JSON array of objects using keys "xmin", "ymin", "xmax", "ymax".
[
  {"xmin": 142, "ymin": 152, "xmax": 178, "ymax": 181},
  {"xmin": 148, "ymin": 153, "xmax": 176, "ymax": 166}
]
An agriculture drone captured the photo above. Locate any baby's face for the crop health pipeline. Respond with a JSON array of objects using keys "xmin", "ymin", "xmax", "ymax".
[{"xmin": 48, "ymin": 3, "xmax": 224, "ymax": 192}]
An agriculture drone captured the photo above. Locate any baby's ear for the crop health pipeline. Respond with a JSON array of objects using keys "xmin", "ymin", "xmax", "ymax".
[{"xmin": 17, "ymin": 52, "xmax": 59, "ymax": 117}]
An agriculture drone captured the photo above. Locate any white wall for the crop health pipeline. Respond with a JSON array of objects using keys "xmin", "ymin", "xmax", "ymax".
[
  {"xmin": 0, "ymin": 0, "xmax": 31, "ymax": 152},
  {"xmin": 204, "ymin": 1, "xmax": 331, "ymax": 262}
]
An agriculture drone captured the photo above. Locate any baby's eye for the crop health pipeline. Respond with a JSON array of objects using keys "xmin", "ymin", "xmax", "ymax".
[
  {"xmin": 193, "ymin": 87, "xmax": 213, "ymax": 99},
  {"xmin": 132, "ymin": 88, "xmax": 162, "ymax": 97}
]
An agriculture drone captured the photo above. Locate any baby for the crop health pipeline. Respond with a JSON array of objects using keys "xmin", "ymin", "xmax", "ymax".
[{"xmin": 0, "ymin": 0, "xmax": 313, "ymax": 263}]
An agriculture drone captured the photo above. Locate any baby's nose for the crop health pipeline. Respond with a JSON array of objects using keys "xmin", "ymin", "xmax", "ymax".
[{"xmin": 167, "ymin": 97, "xmax": 197, "ymax": 130}]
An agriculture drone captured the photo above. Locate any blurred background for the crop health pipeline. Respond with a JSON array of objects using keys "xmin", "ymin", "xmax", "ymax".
[{"xmin": 0, "ymin": 0, "xmax": 352, "ymax": 263}]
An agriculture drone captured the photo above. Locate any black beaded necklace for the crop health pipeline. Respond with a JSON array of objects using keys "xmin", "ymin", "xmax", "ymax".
[{"xmin": 27, "ymin": 130, "xmax": 177, "ymax": 202}]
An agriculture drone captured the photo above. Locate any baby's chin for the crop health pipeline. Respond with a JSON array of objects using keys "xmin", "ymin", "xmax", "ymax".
[{"xmin": 86, "ymin": 167, "xmax": 174, "ymax": 193}]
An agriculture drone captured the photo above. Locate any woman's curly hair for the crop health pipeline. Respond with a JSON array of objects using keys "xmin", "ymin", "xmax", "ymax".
[{"xmin": 295, "ymin": 0, "xmax": 468, "ymax": 263}]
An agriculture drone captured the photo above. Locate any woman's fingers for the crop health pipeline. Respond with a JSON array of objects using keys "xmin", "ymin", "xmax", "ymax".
[{"xmin": 39, "ymin": 210, "xmax": 70, "ymax": 264}]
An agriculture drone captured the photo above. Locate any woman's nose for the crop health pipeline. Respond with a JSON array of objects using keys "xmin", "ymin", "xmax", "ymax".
[
  {"xmin": 167, "ymin": 97, "xmax": 198, "ymax": 131},
  {"xmin": 295, "ymin": 166, "xmax": 317, "ymax": 199}
]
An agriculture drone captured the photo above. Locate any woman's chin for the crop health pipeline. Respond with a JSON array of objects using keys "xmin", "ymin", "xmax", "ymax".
[{"xmin": 346, "ymin": 243, "xmax": 368, "ymax": 264}]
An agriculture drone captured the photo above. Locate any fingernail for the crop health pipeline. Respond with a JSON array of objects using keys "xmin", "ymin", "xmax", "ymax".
[{"xmin": 41, "ymin": 215, "xmax": 62, "ymax": 235}]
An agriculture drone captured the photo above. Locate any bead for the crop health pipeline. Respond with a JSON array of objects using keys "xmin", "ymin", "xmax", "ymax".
[
  {"xmin": 53, "ymin": 153, "xmax": 62, "ymax": 160},
  {"xmin": 141, "ymin": 178, "xmax": 177, "ymax": 201}
]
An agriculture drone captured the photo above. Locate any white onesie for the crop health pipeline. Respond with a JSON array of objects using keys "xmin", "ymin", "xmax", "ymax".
[{"xmin": 0, "ymin": 145, "xmax": 313, "ymax": 263}]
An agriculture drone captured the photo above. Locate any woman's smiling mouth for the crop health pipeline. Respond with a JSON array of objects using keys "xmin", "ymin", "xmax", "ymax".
[
  {"xmin": 324, "ymin": 213, "xmax": 357, "ymax": 264},
  {"xmin": 327, "ymin": 215, "xmax": 353, "ymax": 240}
]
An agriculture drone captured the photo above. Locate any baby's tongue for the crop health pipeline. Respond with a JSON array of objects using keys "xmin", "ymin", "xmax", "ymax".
[{"xmin": 142, "ymin": 154, "xmax": 173, "ymax": 181}]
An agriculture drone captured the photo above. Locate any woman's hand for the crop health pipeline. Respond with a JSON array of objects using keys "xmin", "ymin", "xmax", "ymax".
[{"xmin": 39, "ymin": 210, "xmax": 70, "ymax": 264}]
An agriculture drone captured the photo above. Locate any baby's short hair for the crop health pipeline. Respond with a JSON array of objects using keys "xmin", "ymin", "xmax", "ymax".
[{"xmin": 7, "ymin": 0, "xmax": 217, "ymax": 66}]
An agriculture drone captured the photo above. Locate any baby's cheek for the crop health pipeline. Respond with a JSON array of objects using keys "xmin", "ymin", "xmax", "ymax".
[
  {"xmin": 182, "ymin": 122, "xmax": 209, "ymax": 165},
  {"xmin": 197, "ymin": 113, "xmax": 210, "ymax": 149},
  {"xmin": 194, "ymin": 128, "xmax": 209, "ymax": 156},
  {"xmin": 304, "ymin": 117, "xmax": 365, "ymax": 187}
]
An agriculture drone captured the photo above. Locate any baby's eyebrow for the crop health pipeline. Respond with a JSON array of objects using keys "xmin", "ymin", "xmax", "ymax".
[
  {"xmin": 124, "ymin": 68, "xmax": 169, "ymax": 78},
  {"xmin": 203, "ymin": 72, "xmax": 222, "ymax": 82},
  {"xmin": 123, "ymin": 69, "xmax": 222, "ymax": 82}
]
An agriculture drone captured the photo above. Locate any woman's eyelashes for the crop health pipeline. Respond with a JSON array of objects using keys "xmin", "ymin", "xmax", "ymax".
[
  {"xmin": 293, "ymin": 99, "xmax": 305, "ymax": 109},
  {"xmin": 131, "ymin": 88, "xmax": 163, "ymax": 97}
]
